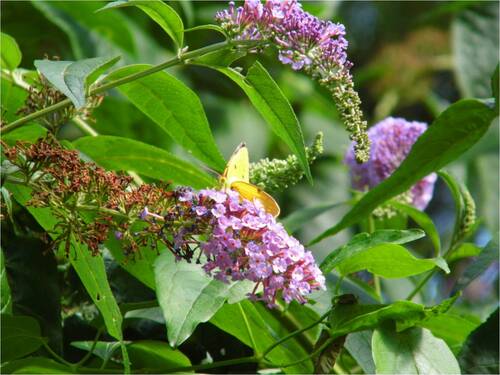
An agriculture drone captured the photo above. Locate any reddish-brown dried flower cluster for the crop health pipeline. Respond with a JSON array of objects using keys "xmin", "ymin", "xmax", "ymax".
[{"xmin": 2, "ymin": 138, "xmax": 174, "ymax": 255}]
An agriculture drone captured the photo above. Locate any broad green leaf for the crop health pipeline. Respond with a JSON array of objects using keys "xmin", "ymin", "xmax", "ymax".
[
  {"xmin": 329, "ymin": 298, "xmax": 456, "ymax": 339},
  {"xmin": 335, "ymin": 243, "xmax": 449, "ymax": 278},
  {"xmin": 0, "ymin": 314, "xmax": 43, "ymax": 361},
  {"xmin": 458, "ymin": 308, "xmax": 499, "ymax": 374},
  {"xmin": 391, "ymin": 202, "xmax": 441, "ymax": 255},
  {"xmin": 1, "ymin": 76, "xmax": 29, "ymax": 123},
  {"xmin": 211, "ymin": 300, "xmax": 316, "ymax": 373},
  {"xmin": 420, "ymin": 312, "xmax": 481, "ymax": 355},
  {"xmin": 345, "ymin": 331, "xmax": 376, "ymax": 374},
  {"xmin": 0, "ymin": 357, "xmax": 72, "ymax": 374},
  {"xmin": 453, "ymin": 239, "xmax": 499, "ymax": 292},
  {"xmin": 70, "ymin": 241, "xmax": 123, "ymax": 341},
  {"xmin": 99, "ymin": 0, "xmax": 184, "ymax": 48},
  {"xmin": 282, "ymin": 201, "xmax": 346, "ymax": 234},
  {"xmin": 215, "ymin": 62, "xmax": 312, "ymax": 182},
  {"xmin": 71, "ymin": 340, "xmax": 191, "ymax": 371},
  {"xmin": 192, "ymin": 48, "xmax": 247, "ymax": 68},
  {"xmin": 0, "ymin": 251, "xmax": 12, "ymax": 314},
  {"xmin": 310, "ymin": 99, "xmax": 497, "ymax": 244},
  {"xmin": 320, "ymin": 229, "xmax": 426, "ymax": 274},
  {"xmin": 154, "ymin": 251, "xmax": 252, "ymax": 347},
  {"xmin": 31, "ymin": 1, "xmax": 163, "ymax": 62},
  {"xmin": 313, "ymin": 331, "xmax": 345, "ymax": 374},
  {"xmin": 127, "ymin": 340, "xmax": 191, "ymax": 370},
  {"xmin": 1, "ymin": 124, "xmax": 47, "ymax": 145},
  {"xmin": 74, "ymin": 136, "xmax": 215, "ymax": 188},
  {"xmin": 453, "ymin": 2, "xmax": 499, "ymax": 98},
  {"xmin": 105, "ymin": 64, "xmax": 225, "ymax": 170},
  {"xmin": 34, "ymin": 55, "xmax": 120, "ymax": 108},
  {"xmin": 372, "ymin": 326, "xmax": 461, "ymax": 374},
  {"xmin": 0, "ymin": 33, "xmax": 22, "ymax": 70},
  {"xmin": 447, "ymin": 242, "xmax": 482, "ymax": 263}
]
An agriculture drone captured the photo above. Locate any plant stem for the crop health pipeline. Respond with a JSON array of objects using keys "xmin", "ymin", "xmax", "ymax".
[
  {"xmin": 1, "ymin": 40, "xmax": 258, "ymax": 134},
  {"xmin": 406, "ymin": 269, "xmax": 436, "ymax": 301},
  {"xmin": 278, "ymin": 336, "xmax": 335, "ymax": 368},
  {"xmin": 75, "ymin": 328, "xmax": 103, "ymax": 368},
  {"xmin": 262, "ymin": 311, "xmax": 329, "ymax": 359},
  {"xmin": 366, "ymin": 214, "xmax": 382, "ymax": 301},
  {"xmin": 239, "ymin": 302, "xmax": 259, "ymax": 355}
]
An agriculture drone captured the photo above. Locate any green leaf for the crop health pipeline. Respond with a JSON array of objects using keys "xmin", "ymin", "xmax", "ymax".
[
  {"xmin": 447, "ymin": 242, "xmax": 482, "ymax": 263},
  {"xmin": 0, "ymin": 33, "xmax": 22, "ymax": 70},
  {"xmin": 99, "ymin": 0, "xmax": 184, "ymax": 48},
  {"xmin": 69, "ymin": 241, "xmax": 123, "ymax": 341},
  {"xmin": 313, "ymin": 331, "xmax": 346, "ymax": 374},
  {"xmin": 216, "ymin": 62, "xmax": 312, "ymax": 182},
  {"xmin": 329, "ymin": 298, "xmax": 455, "ymax": 339},
  {"xmin": 71, "ymin": 340, "xmax": 122, "ymax": 363},
  {"xmin": 1, "ymin": 76, "xmax": 29, "ymax": 123},
  {"xmin": 320, "ymin": 229, "xmax": 426, "ymax": 274},
  {"xmin": 1, "ymin": 124, "xmax": 47, "ymax": 145},
  {"xmin": 335, "ymin": 243, "xmax": 449, "ymax": 278},
  {"xmin": 420, "ymin": 312, "xmax": 481, "ymax": 355},
  {"xmin": 0, "ymin": 357, "xmax": 72, "ymax": 374},
  {"xmin": 127, "ymin": 340, "xmax": 191, "ymax": 370},
  {"xmin": 211, "ymin": 300, "xmax": 317, "ymax": 373},
  {"xmin": 372, "ymin": 326, "xmax": 461, "ymax": 374},
  {"xmin": 345, "ymin": 331, "xmax": 376, "ymax": 374},
  {"xmin": 185, "ymin": 24, "xmax": 226, "ymax": 36},
  {"xmin": 105, "ymin": 64, "xmax": 225, "ymax": 170},
  {"xmin": 74, "ymin": 136, "xmax": 215, "ymax": 188},
  {"xmin": 453, "ymin": 239, "xmax": 499, "ymax": 292},
  {"xmin": 192, "ymin": 48, "xmax": 247, "ymax": 68},
  {"xmin": 391, "ymin": 202, "xmax": 441, "ymax": 255},
  {"xmin": 453, "ymin": 2, "xmax": 499, "ymax": 98},
  {"xmin": 310, "ymin": 99, "xmax": 497, "ymax": 244},
  {"xmin": 154, "ymin": 251, "xmax": 252, "ymax": 347},
  {"xmin": 34, "ymin": 55, "xmax": 121, "ymax": 109},
  {"xmin": 282, "ymin": 201, "xmax": 346, "ymax": 234},
  {"xmin": 0, "ymin": 251, "xmax": 12, "ymax": 314},
  {"xmin": 458, "ymin": 308, "xmax": 499, "ymax": 374},
  {"xmin": 0, "ymin": 314, "xmax": 43, "ymax": 361}
]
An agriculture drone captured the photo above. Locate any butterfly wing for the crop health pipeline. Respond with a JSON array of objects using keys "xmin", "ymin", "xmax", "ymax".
[
  {"xmin": 231, "ymin": 181, "xmax": 281, "ymax": 217},
  {"xmin": 220, "ymin": 142, "xmax": 250, "ymax": 190}
]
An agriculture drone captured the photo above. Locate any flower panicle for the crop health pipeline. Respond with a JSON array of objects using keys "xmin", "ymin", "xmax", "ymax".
[
  {"xmin": 3, "ymin": 139, "xmax": 325, "ymax": 307},
  {"xmin": 216, "ymin": 0, "xmax": 370, "ymax": 163},
  {"xmin": 345, "ymin": 117, "xmax": 437, "ymax": 212}
]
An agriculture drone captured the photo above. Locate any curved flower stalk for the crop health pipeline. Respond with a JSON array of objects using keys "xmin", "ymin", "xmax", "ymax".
[
  {"xmin": 2, "ymin": 138, "xmax": 325, "ymax": 308},
  {"xmin": 344, "ymin": 117, "xmax": 437, "ymax": 211},
  {"xmin": 216, "ymin": 0, "xmax": 370, "ymax": 163}
]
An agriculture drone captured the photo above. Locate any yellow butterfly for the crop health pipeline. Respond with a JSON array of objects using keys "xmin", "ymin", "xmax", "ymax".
[{"xmin": 220, "ymin": 143, "xmax": 280, "ymax": 217}]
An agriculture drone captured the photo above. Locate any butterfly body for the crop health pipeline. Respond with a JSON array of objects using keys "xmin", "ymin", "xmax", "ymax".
[{"xmin": 221, "ymin": 143, "xmax": 280, "ymax": 217}]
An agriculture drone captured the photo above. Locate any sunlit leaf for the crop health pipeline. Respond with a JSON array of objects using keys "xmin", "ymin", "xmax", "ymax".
[
  {"xmin": 0, "ymin": 33, "xmax": 22, "ymax": 70},
  {"xmin": 99, "ymin": 0, "xmax": 184, "ymax": 48},
  {"xmin": 34, "ymin": 55, "xmax": 120, "ymax": 108},
  {"xmin": 372, "ymin": 326, "xmax": 460, "ymax": 374},
  {"xmin": 74, "ymin": 135, "xmax": 215, "ymax": 188},
  {"xmin": 154, "ymin": 251, "xmax": 252, "ymax": 347},
  {"xmin": 105, "ymin": 64, "xmax": 226, "ymax": 170}
]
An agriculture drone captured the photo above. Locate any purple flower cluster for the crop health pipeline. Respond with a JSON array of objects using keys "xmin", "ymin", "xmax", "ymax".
[
  {"xmin": 216, "ymin": 0, "xmax": 348, "ymax": 75},
  {"xmin": 141, "ymin": 188, "xmax": 325, "ymax": 307},
  {"xmin": 345, "ymin": 117, "xmax": 437, "ymax": 210},
  {"xmin": 216, "ymin": 1, "xmax": 370, "ymax": 163}
]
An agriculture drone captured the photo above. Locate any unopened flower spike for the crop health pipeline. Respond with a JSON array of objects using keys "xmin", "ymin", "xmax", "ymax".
[
  {"xmin": 250, "ymin": 132, "xmax": 323, "ymax": 192},
  {"xmin": 216, "ymin": 0, "xmax": 370, "ymax": 163}
]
